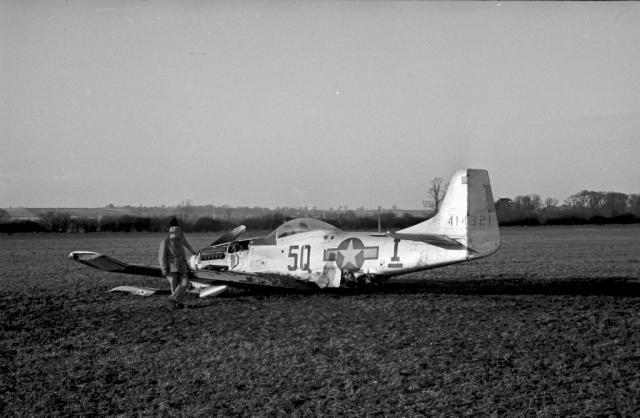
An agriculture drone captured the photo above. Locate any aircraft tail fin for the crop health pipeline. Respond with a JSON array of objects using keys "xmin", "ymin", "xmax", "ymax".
[{"xmin": 396, "ymin": 169, "xmax": 500, "ymax": 258}]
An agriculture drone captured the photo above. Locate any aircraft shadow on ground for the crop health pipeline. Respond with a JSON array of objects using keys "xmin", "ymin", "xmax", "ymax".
[
  {"xmin": 217, "ymin": 277, "xmax": 640, "ymax": 299},
  {"xmin": 373, "ymin": 277, "xmax": 640, "ymax": 297}
]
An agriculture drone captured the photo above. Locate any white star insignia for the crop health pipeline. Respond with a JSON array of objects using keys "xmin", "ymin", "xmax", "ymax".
[{"xmin": 339, "ymin": 239, "xmax": 362, "ymax": 269}]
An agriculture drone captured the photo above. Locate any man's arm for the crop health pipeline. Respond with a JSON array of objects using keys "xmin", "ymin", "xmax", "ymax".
[
  {"xmin": 158, "ymin": 239, "xmax": 169, "ymax": 276},
  {"xmin": 182, "ymin": 235, "xmax": 196, "ymax": 254}
]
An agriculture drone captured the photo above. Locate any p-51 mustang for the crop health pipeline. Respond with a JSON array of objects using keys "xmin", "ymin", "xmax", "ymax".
[{"xmin": 69, "ymin": 169, "xmax": 500, "ymax": 298}]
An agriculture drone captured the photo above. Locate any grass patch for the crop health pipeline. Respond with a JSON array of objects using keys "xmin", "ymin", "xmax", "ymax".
[{"xmin": 1, "ymin": 226, "xmax": 640, "ymax": 415}]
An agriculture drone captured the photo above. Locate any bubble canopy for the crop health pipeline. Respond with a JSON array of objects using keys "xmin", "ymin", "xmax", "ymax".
[{"xmin": 268, "ymin": 218, "xmax": 338, "ymax": 240}]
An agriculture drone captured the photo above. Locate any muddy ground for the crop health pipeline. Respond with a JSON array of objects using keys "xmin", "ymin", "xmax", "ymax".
[{"xmin": 2, "ymin": 226, "xmax": 640, "ymax": 416}]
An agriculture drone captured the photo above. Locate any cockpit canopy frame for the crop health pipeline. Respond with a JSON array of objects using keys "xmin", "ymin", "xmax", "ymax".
[{"xmin": 252, "ymin": 218, "xmax": 339, "ymax": 245}]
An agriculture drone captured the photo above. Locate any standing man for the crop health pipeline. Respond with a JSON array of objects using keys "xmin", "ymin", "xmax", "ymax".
[{"xmin": 159, "ymin": 225, "xmax": 197, "ymax": 309}]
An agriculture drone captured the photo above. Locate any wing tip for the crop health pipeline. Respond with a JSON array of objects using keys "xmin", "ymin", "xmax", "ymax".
[{"xmin": 69, "ymin": 251, "xmax": 102, "ymax": 260}]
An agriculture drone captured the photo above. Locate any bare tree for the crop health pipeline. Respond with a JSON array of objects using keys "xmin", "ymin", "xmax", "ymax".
[
  {"xmin": 177, "ymin": 199, "xmax": 194, "ymax": 223},
  {"xmin": 223, "ymin": 204, "xmax": 233, "ymax": 221},
  {"xmin": 422, "ymin": 177, "xmax": 447, "ymax": 214},
  {"xmin": 543, "ymin": 197, "xmax": 559, "ymax": 210},
  {"xmin": 628, "ymin": 194, "xmax": 640, "ymax": 216},
  {"xmin": 603, "ymin": 192, "xmax": 628, "ymax": 216},
  {"xmin": 529, "ymin": 194, "xmax": 542, "ymax": 211},
  {"xmin": 565, "ymin": 190, "xmax": 606, "ymax": 211}
]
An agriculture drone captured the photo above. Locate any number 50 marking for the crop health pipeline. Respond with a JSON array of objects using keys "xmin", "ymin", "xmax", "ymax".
[{"xmin": 288, "ymin": 245, "xmax": 311, "ymax": 272}]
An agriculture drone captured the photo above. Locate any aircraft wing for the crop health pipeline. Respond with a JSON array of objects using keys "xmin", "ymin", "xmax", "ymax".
[
  {"xmin": 69, "ymin": 251, "xmax": 313, "ymax": 292},
  {"xmin": 190, "ymin": 269, "xmax": 313, "ymax": 290},
  {"xmin": 69, "ymin": 251, "xmax": 164, "ymax": 277}
]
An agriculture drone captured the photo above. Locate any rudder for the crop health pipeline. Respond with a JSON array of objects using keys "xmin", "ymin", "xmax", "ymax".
[{"xmin": 465, "ymin": 169, "xmax": 500, "ymax": 257}]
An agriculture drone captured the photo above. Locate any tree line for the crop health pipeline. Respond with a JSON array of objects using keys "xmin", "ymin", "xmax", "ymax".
[
  {"xmin": 1, "ymin": 188, "xmax": 639, "ymax": 234},
  {"xmin": 0, "ymin": 210, "xmax": 425, "ymax": 234},
  {"xmin": 495, "ymin": 190, "xmax": 640, "ymax": 226}
]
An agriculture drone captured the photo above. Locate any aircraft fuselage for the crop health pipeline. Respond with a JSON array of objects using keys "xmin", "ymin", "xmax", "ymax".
[{"xmin": 191, "ymin": 228, "xmax": 472, "ymax": 288}]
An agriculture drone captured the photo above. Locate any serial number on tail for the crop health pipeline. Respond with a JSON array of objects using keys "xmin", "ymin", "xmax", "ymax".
[{"xmin": 447, "ymin": 215, "xmax": 493, "ymax": 227}]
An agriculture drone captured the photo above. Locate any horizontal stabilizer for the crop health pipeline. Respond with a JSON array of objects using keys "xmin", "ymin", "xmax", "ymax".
[
  {"xmin": 110, "ymin": 286, "xmax": 165, "ymax": 296},
  {"xmin": 390, "ymin": 232, "xmax": 468, "ymax": 251}
]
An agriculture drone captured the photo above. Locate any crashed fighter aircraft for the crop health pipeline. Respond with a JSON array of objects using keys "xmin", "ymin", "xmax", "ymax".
[{"xmin": 69, "ymin": 169, "xmax": 501, "ymax": 298}]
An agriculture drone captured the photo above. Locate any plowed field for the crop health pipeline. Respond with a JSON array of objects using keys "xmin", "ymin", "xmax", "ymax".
[{"xmin": 2, "ymin": 226, "xmax": 640, "ymax": 416}]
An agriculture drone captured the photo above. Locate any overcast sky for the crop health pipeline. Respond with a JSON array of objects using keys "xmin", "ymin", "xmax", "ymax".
[{"xmin": 2, "ymin": 1, "xmax": 639, "ymax": 209}]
